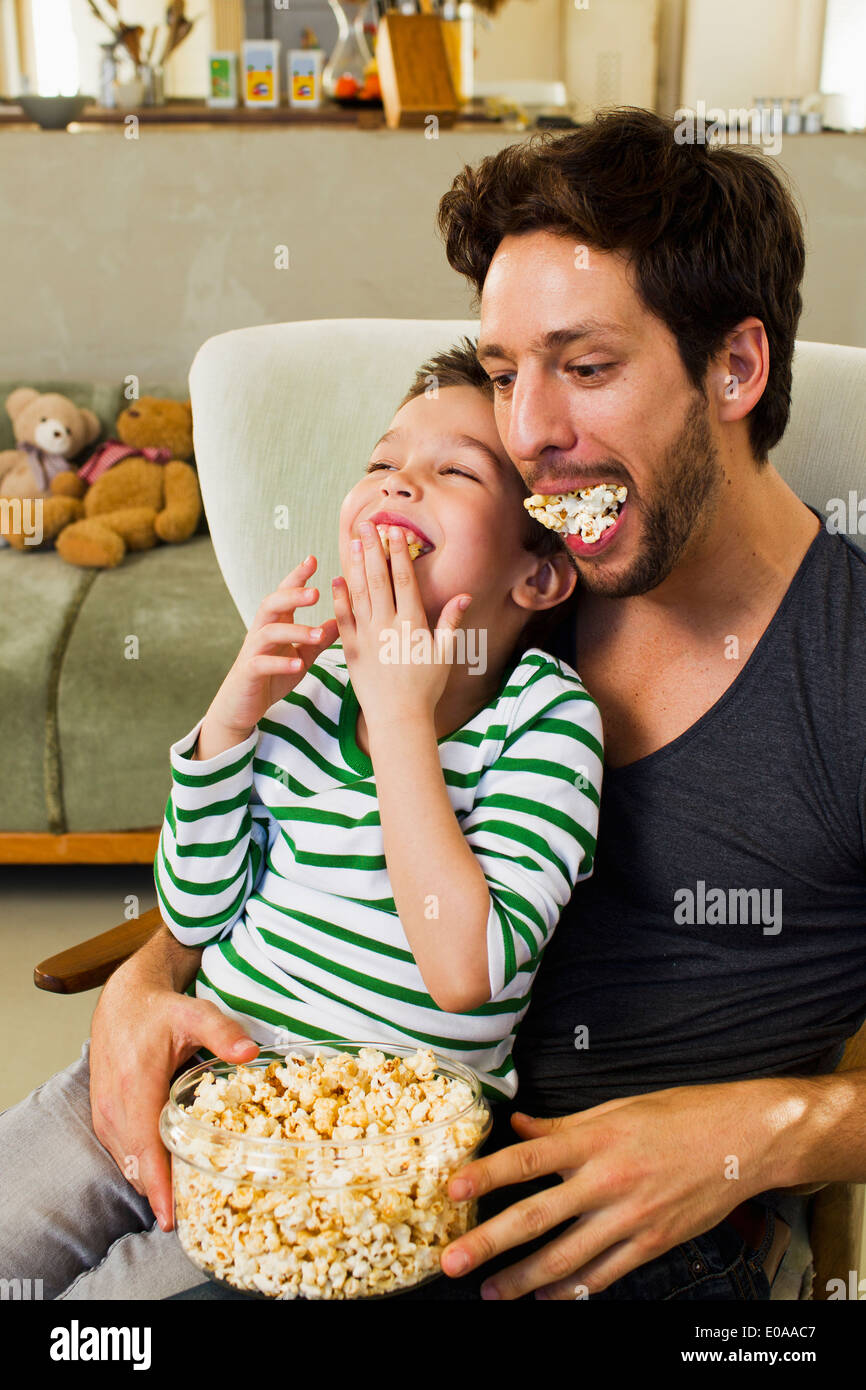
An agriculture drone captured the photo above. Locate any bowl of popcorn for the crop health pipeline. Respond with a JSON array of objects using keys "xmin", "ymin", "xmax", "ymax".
[{"xmin": 159, "ymin": 1042, "xmax": 492, "ymax": 1300}]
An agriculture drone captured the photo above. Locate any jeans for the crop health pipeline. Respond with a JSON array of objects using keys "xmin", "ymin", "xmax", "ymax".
[
  {"xmin": 173, "ymin": 1184, "xmax": 811, "ymax": 1302},
  {"xmin": 0, "ymin": 1040, "xmax": 814, "ymax": 1301}
]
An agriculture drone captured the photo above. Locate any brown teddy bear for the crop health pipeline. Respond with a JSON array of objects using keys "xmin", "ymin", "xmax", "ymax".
[
  {"xmin": 54, "ymin": 397, "xmax": 203, "ymax": 569},
  {"xmin": 0, "ymin": 388, "xmax": 98, "ymax": 548}
]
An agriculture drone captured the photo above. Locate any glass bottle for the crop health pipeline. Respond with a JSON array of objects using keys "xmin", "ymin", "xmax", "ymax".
[
  {"xmin": 354, "ymin": 0, "xmax": 380, "ymax": 59},
  {"xmin": 99, "ymin": 43, "xmax": 118, "ymax": 109},
  {"xmin": 322, "ymin": 0, "xmax": 373, "ymax": 99}
]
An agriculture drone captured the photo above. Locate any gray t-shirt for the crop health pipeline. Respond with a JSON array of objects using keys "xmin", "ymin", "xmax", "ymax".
[{"xmin": 515, "ymin": 518, "xmax": 866, "ymax": 1142}]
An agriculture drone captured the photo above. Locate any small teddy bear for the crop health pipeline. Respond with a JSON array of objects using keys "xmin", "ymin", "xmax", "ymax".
[
  {"xmin": 54, "ymin": 397, "xmax": 203, "ymax": 569},
  {"xmin": 0, "ymin": 388, "xmax": 99, "ymax": 549}
]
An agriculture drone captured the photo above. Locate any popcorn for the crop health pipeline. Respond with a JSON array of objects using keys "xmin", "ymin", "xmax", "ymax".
[
  {"xmin": 524, "ymin": 483, "xmax": 628, "ymax": 543},
  {"xmin": 374, "ymin": 523, "xmax": 429, "ymax": 561},
  {"xmin": 162, "ymin": 1046, "xmax": 490, "ymax": 1300}
]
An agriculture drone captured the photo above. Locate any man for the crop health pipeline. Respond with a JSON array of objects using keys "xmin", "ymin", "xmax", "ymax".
[
  {"xmin": 2, "ymin": 108, "xmax": 863, "ymax": 1303},
  {"xmin": 426, "ymin": 107, "xmax": 866, "ymax": 1300}
]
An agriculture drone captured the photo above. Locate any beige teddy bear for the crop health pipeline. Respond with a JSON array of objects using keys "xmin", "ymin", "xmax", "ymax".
[
  {"xmin": 0, "ymin": 388, "xmax": 99, "ymax": 549},
  {"xmin": 54, "ymin": 397, "xmax": 202, "ymax": 569}
]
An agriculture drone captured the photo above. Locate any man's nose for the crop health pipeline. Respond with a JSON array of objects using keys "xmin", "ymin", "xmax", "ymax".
[{"xmin": 504, "ymin": 375, "xmax": 576, "ymax": 464}]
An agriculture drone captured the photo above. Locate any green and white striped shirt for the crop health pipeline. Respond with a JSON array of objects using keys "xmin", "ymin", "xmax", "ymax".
[{"xmin": 154, "ymin": 642, "xmax": 603, "ymax": 1099}]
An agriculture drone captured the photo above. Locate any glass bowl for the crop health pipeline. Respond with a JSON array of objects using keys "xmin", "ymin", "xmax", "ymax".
[{"xmin": 159, "ymin": 1041, "xmax": 492, "ymax": 1300}]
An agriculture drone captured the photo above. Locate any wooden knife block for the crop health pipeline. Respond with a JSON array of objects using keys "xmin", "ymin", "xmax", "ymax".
[{"xmin": 375, "ymin": 14, "xmax": 458, "ymax": 131}]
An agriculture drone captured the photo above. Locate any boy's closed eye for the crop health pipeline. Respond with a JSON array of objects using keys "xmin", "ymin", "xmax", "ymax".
[{"xmin": 365, "ymin": 460, "xmax": 480, "ymax": 481}]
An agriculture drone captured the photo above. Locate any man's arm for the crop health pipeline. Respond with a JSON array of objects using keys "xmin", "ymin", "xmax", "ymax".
[
  {"xmin": 439, "ymin": 1068, "xmax": 866, "ymax": 1300},
  {"xmin": 89, "ymin": 923, "xmax": 259, "ymax": 1231}
]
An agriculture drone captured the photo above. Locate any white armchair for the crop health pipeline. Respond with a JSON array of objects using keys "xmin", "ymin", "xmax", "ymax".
[{"xmin": 36, "ymin": 320, "xmax": 866, "ymax": 1298}]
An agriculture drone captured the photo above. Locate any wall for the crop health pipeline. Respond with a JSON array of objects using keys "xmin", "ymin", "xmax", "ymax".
[
  {"xmin": 563, "ymin": 0, "xmax": 660, "ymax": 122},
  {"xmin": 0, "ymin": 125, "xmax": 863, "ymax": 385},
  {"xmin": 472, "ymin": 0, "xmax": 564, "ymax": 88},
  {"xmin": 680, "ymin": 0, "xmax": 827, "ymax": 111}
]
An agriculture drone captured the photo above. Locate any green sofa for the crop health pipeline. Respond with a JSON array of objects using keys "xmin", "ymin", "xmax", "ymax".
[{"xmin": 0, "ymin": 380, "xmax": 246, "ymax": 854}]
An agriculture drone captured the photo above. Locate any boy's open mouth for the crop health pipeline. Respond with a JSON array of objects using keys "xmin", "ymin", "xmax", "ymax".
[
  {"xmin": 524, "ymin": 483, "xmax": 628, "ymax": 545},
  {"xmin": 372, "ymin": 522, "xmax": 435, "ymax": 562}
]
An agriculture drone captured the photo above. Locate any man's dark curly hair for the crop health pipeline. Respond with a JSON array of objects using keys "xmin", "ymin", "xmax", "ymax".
[{"xmin": 436, "ymin": 107, "xmax": 806, "ymax": 464}]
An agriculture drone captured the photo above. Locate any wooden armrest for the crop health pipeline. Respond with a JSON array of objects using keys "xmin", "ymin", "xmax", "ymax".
[{"xmin": 34, "ymin": 904, "xmax": 164, "ymax": 994}]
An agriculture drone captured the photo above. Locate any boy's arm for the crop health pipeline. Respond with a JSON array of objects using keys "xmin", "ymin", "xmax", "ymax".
[
  {"xmin": 154, "ymin": 712, "xmax": 268, "ymax": 947},
  {"xmin": 366, "ymin": 715, "xmax": 490, "ymax": 1012},
  {"xmin": 366, "ymin": 678, "xmax": 603, "ymax": 1014}
]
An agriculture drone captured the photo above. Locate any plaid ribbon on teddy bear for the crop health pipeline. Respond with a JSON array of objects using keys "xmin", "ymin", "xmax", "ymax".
[{"xmin": 77, "ymin": 442, "xmax": 174, "ymax": 485}]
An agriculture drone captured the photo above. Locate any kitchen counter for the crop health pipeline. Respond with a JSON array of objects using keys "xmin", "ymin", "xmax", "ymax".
[{"xmin": 0, "ymin": 99, "xmax": 522, "ymax": 133}]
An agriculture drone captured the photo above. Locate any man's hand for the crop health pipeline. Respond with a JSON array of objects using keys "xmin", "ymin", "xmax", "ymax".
[
  {"xmin": 89, "ymin": 927, "xmax": 259, "ymax": 1232},
  {"xmin": 440, "ymin": 1077, "xmax": 820, "ymax": 1300}
]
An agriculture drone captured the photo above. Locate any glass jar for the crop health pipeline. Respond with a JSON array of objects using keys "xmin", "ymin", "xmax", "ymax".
[
  {"xmin": 160, "ymin": 1041, "xmax": 492, "ymax": 1300},
  {"xmin": 99, "ymin": 43, "xmax": 118, "ymax": 109},
  {"xmin": 322, "ymin": 0, "xmax": 373, "ymax": 99},
  {"xmin": 138, "ymin": 63, "xmax": 165, "ymax": 107}
]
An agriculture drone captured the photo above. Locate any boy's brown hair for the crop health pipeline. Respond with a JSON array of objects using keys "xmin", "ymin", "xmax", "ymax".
[
  {"xmin": 436, "ymin": 107, "xmax": 806, "ymax": 464},
  {"xmin": 399, "ymin": 337, "xmax": 578, "ymax": 667}
]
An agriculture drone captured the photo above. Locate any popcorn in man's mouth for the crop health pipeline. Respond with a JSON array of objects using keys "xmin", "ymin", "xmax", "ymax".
[{"xmin": 524, "ymin": 483, "xmax": 628, "ymax": 544}]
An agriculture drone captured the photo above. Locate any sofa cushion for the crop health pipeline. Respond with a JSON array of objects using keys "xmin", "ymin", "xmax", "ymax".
[
  {"xmin": 0, "ymin": 547, "xmax": 92, "ymax": 831},
  {"xmin": 1, "ymin": 536, "xmax": 246, "ymax": 833}
]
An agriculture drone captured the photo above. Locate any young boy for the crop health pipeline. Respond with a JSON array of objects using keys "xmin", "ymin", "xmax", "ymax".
[{"xmin": 154, "ymin": 339, "xmax": 604, "ymax": 1101}]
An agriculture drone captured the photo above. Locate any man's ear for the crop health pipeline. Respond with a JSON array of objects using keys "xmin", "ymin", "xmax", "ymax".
[{"xmin": 514, "ymin": 549, "xmax": 577, "ymax": 614}]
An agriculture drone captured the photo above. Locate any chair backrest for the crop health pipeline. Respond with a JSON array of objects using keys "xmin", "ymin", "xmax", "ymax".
[{"xmin": 188, "ymin": 320, "xmax": 866, "ymax": 628}]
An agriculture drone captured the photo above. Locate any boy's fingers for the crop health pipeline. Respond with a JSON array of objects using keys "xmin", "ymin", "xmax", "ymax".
[
  {"xmin": 304, "ymin": 618, "xmax": 339, "ymax": 647},
  {"xmin": 279, "ymin": 555, "xmax": 316, "ymax": 585},
  {"xmin": 249, "ymin": 585, "xmax": 317, "ymax": 636},
  {"xmin": 256, "ymin": 622, "xmax": 326, "ymax": 649},
  {"xmin": 434, "ymin": 594, "xmax": 472, "ymax": 637},
  {"xmin": 348, "ymin": 541, "xmax": 372, "ymax": 624},
  {"xmin": 388, "ymin": 526, "xmax": 429, "ymax": 618},
  {"xmin": 316, "ymin": 619, "xmax": 340, "ymax": 647},
  {"xmin": 332, "ymin": 577, "xmax": 356, "ymax": 634},
  {"xmin": 448, "ymin": 595, "xmax": 472, "ymax": 624},
  {"xmin": 360, "ymin": 524, "xmax": 394, "ymax": 625}
]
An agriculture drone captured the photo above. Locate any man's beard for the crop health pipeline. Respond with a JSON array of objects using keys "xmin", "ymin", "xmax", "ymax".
[{"xmin": 573, "ymin": 392, "xmax": 723, "ymax": 599}]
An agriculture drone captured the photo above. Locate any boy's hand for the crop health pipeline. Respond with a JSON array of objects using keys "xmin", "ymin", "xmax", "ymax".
[
  {"xmin": 208, "ymin": 555, "xmax": 339, "ymax": 737},
  {"xmin": 332, "ymin": 522, "xmax": 471, "ymax": 725}
]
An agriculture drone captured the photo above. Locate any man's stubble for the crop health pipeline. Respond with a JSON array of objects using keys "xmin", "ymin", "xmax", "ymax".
[{"xmin": 574, "ymin": 392, "xmax": 724, "ymax": 600}]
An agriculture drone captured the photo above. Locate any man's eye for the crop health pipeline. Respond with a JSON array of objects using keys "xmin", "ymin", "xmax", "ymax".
[
  {"xmin": 567, "ymin": 364, "xmax": 613, "ymax": 379},
  {"xmin": 491, "ymin": 364, "xmax": 613, "ymax": 392}
]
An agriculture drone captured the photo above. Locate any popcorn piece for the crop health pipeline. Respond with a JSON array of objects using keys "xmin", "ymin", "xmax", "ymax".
[
  {"xmin": 374, "ymin": 523, "xmax": 428, "ymax": 561},
  {"xmin": 167, "ymin": 1046, "xmax": 488, "ymax": 1300},
  {"xmin": 524, "ymin": 483, "xmax": 628, "ymax": 543}
]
